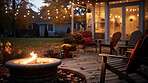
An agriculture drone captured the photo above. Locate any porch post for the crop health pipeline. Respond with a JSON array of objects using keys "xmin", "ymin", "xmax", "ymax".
[
  {"xmin": 122, "ymin": 7, "xmax": 126, "ymax": 40},
  {"xmin": 139, "ymin": 0, "xmax": 144, "ymax": 32},
  {"xmin": 92, "ymin": 2, "xmax": 95, "ymax": 39},
  {"xmin": 105, "ymin": 1, "xmax": 109, "ymax": 40},
  {"xmin": 71, "ymin": 2, "xmax": 74, "ymax": 33}
]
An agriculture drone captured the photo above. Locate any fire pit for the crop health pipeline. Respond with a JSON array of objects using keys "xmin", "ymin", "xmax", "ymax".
[{"xmin": 5, "ymin": 52, "xmax": 61, "ymax": 83}]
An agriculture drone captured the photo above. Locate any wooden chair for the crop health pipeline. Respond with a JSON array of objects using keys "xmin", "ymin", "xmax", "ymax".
[
  {"xmin": 82, "ymin": 31, "xmax": 97, "ymax": 52},
  {"xmin": 99, "ymin": 35, "xmax": 148, "ymax": 83},
  {"xmin": 99, "ymin": 32, "xmax": 122, "ymax": 54},
  {"xmin": 118, "ymin": 30, "xmax": 143, "ymax": 55}
]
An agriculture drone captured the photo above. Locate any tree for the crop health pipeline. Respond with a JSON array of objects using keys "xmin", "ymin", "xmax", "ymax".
[
  {"xmin": 41, "ymin": 0, "xmax": 86, "ymax": 27},
  {"xmin": 0, "ymin": 0, "xmax": 34, "ymax": 37}
]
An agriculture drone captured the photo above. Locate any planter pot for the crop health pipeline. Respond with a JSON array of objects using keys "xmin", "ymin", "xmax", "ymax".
[{"xmin": 64, "ymin": 50, "xmax": 69, "ymax": 58}]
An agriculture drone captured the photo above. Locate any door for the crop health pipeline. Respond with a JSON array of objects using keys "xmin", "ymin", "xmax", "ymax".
[
  {"xmin": 109, "ymin": 5, "xmax": 139, "ymax": 39},
  {"xmin": 110, "ymin": 7, "xmax": 122, "ymax": 38}
]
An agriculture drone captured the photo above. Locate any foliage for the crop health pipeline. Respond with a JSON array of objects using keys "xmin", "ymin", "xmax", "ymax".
[
  {"xmin": 72, "ymin": 32, "xmax": 84, "ymax": 44},
  {"xmin": 61, "ymin": 44, "xmax": 72, "ymax": 50},
  {"xmin": 63, "ymin": 36, "xmax": 75, "ymax": 44},
  {"xmin": 41, "ymin": 0, "xmax": 86, "ymax": 26}
]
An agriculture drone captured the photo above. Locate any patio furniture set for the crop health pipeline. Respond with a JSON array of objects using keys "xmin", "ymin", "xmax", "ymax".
[{"xmin": 82, "ymin": 30, "xmax": 148, "ymax": 83}]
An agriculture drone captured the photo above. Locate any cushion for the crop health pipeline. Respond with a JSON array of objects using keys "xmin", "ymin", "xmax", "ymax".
[
  {"xmin": 100, "ymin": 43, "xmax": 110, "ymax": 46},
  {"xmin": 83, "ymin": 37, "xmax": 92, "ymax": 43},
  {"xmin": 85, "ymin": 42, "xmax": 96, "ymax": 45},
  {"xmin": 125, "ymin": 35, "xmax": 147, "ymax": 74}
]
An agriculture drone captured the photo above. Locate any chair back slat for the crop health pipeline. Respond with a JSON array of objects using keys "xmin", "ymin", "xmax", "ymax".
[
  {"xmin": 128, "ymin": 30, "xmax": 143, "ymax": 46},
  {"xmin": 111, "ymin": 32, "xmax": 122, "ymax": 47}
]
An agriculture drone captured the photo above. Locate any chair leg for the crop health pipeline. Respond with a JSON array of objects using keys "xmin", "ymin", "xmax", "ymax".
[
  {"xmin": 96, "ymin": 44, "xmax": 97, "ymax": 52},
  {"xmin": 99, "ymin": 45, "xmax": 101, "ymax": 53},
  {"xmin": 100, "ymin": 56, "xmax": 107, "ymax": 83}
]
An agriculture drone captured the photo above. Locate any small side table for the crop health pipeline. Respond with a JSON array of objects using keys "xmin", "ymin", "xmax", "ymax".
[{"xmin": 118, "ymin": 45, "xmax": 134, "ymax": 56}]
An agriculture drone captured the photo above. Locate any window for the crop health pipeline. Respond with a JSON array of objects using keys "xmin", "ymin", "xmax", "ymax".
[
  {"xmin": 27, "ymin": 24, "xmax": 33, "ymax": 30},
  {"xmin": 48, "ymin": 24, "xmax": 54, "ymax": 32}
]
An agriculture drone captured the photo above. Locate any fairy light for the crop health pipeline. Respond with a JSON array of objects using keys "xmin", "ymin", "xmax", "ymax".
[
  {"xmin": 118, "ymin": 16, "xmax": 120, "ymax": 18},
  {"xmin": 28, "ymin": 10, "xmax": 30, "ymax": 12},
  {"xmin": 5, "ymin": 8, "xmax": 8, "ymax": 10},
  {"xmin": 101, "ymin": 3, "xmax": 103, "ymax": 4},
  {"xmin": 120, "ymin": 1, "xmax": 122, "ymax": 3},
  {"xmin": 88, "ymin": 1, "xmax": 89, "ymax": 2},
  {"xmin": 16, "ymin": 12, "xmax": 18, "ymax": 15},
  {"xmin": 56, "ymin": 9, "xmax": 58, "ymax": 11},
  {"xmin": 77, "ymin": 2, "xmax": 79, "ymax": 4},
  {"xmin": 48, "ymin": 10, "xmax": 50, "ymax": 12},
  {"xmin": 24, "ymin": 15, "xmax": 26, "ymax": 17},
  {"xmin": 15, "ymin": 14, "xmax": 17, "ymax": 16},
  {"xmin": 56, "ymin": 11, "xmax": 58, "ymax": 13},
  {"xmin": 115, "ymin": 15, "xmax": 117, "ymax": 18},
  {"xmin": 48, "ymin": 17, "xmax": 50, "ymax": 19},
  {"xmin": 40, "ymin": 16, "xmax": 43, "ymax": 18},
  {"xmin": 126, "ymin": 9, "xmax": 128, "ymax": 11},
  {"xmin": 69, "ymin": 1, "xmax": 71, "ymax": 4},
  {"xmin": 63, "ymin": 16, "xmax": 65, "ymax": 18},
  {"xmin": 96, "ymin": 3, "xmax": 98, "ymax": 4},
  {"xmin": 82, "ymin": 2, "xmax": 84, "ymax": 4},
  {"xmin": 65, "ymin": 10, "xmax": 67, "ymax": 12},
  {"xmin": 56, "ymin": 16, "xmax": 58, "ymax": 18},
  {"xmin": 38, "ymin": 13, "xmax": 40, "ymax": 15},
  {"xmin": 17, "ymin": 9, "xmax": 19, "ymax": 12},
  {"xmin": 48, "ymin": 13, "xmax": 50, "ymax": 15},
  {"xmin": 27, "ymin": 13, "xmax": 29, "ymax": 15},
  {"xmin": 109, "ymin": 16, "xmax": 111, "ymax": 18},
  {"xmin": 32, "ymin": 16, "xmax": 34, "ymax": 18},
  {"xmin": 70, "ymin": 15, "xmax": 72, "ymax": 17},
  {"xmin": 64, "ymin": 8, "xmax": 66, "ymax": 10},
  {"xmin": 5, "ymin": 11, "xmax": 8, "ymax": 13},
  {"xmin": 90, "ymin": 4, "xmax": 92, "ymax": 5}
]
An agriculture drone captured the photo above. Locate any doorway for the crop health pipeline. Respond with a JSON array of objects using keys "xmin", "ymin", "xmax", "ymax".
[{"xmin": 109, "ymin": 4, "xmax": 139, "ymax": 39}]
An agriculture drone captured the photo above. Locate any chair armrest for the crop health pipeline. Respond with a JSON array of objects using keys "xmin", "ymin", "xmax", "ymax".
[{"xmin": 99, "ymin": 53, "xmax": 134, "ymax": 60}]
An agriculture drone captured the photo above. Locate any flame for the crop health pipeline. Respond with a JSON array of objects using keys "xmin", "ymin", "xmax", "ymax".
[{"xmin": 22, "ymin": 52, "xmax": 37, "ymax": 64}]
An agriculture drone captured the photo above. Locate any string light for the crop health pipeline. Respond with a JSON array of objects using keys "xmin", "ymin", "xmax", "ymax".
[
  {"xmin": 5, "ymin": 8, "xmax": 8, "ymax": 10},
  {"xmin": 82, "ymin": 2, "xmax": 84, "ymax": 4},
  {"xmin": 96, "ymin": 3, "xmax": 98, "ymax": 4},
  {"xmin": 69, "ymin": 1, "xmax": 71, "ymax": 4},
  {"xmin": 70, "ymin": 15, "xmax": 72, "ymax": 17},
  {"xmin": 16, "ymin": 12, "xmax": 18, "ymax": 15},
  {"xmin": 48, "ymin": 10, "xmax": 50, "ymax": 12},
  {"xmin": 56, "ymin": 11, "xmax": 58, "ymax": 13},
  {"xmin": 32, "ymin": 16, "xmax": 34, "ymax": 18},
  {"xmin": 48, "ymin": 17, "xmax": 50, "ymax": 19},
  {"xmin": 118, "ymin": 16, "xmax": 120, "ymax": 18},
  {"xmin": 77, "ymin": 2, "xmax": 79, "ymax": 4},
  {"xmin": 38, "ymin": 12, "xmax": 40, "ymax": 15},
  {"xmin": 5, "ymin": 11, "xmax": 8, "ymax": 13},
  {"xmin": 28, "ymin": 10, "xmax": 30, "ymax": 12},
  {"xmin": 56, "ymin": 9, "xmax": 58, "ymax": 11},
  {"xmin": 24, "ymin": 15, "xmax": 26, "ymax": 17},
  {"xmin": 101, "ymin": 3, "xmax": 103, "ymax": 4},
  {"xmin": 56, "ymin": 16, "xmax": 58, "ymax": 18},
  {"xmin": 15, "ymin": 14, "xmax": 17, "ymax": 16},
  {"xmin": 27, "ymin": 13, "xmax": 29, "ymax": 15},
  {"xmin": 64, "ymin": 8, "xmax": 66, "ymax": 10},
  {"xmin": 63, "ymin": 16, "xmax": 65, "ymax": 18},
  {"xmin": 17, "ymin": 9, "xmax": 19, "ymax": 12},
  {"xmin": 40, "ymin": 16, "xmax": 43, "ymax": 18},
  {"xmin": 88, "ymin": 1, "xmax": 89, "ymax": 2},
  {"xmin": 90, "ymin": 4, "xmax": 92, "ymax": 5},
  {"xmin": 48, "ymin": 13, "xmax": 50, "ymax": 15}
]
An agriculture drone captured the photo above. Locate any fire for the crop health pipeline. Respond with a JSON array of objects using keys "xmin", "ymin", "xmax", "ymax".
[{"xmin": 22, "ymin": 52, "xmax": 37, "ymax": 64}]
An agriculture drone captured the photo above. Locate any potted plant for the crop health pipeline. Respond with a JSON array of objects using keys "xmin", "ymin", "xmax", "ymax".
[{"xmin": 61, "ymin": 44, "xmax": 72, "ymax": 58}]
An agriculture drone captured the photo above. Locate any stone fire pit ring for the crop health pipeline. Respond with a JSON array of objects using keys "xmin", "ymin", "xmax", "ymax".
[{"xmin": 5, "ymin": 58, "xmax": 61, "ymax": 83}]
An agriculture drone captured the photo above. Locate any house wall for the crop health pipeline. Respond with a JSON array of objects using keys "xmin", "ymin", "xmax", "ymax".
[
  {"xmin": 54, "ymin": 24, "xmax": 71, "ymax": 37},
  {"xmin": 39, "ymin": 23, "xmax": 71, "ymax": 37}
]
